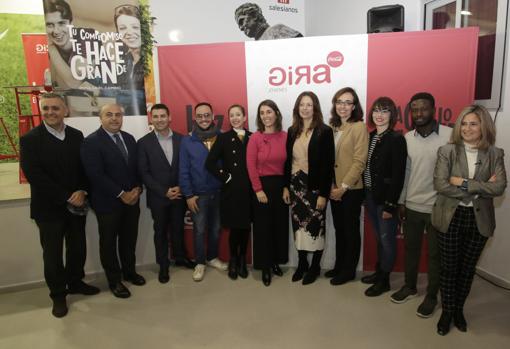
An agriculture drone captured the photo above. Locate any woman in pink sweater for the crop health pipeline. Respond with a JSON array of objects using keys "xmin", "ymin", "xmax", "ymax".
[{"xmin": 246, "ymin": 100, "xmax": 289, "ymax": 286}]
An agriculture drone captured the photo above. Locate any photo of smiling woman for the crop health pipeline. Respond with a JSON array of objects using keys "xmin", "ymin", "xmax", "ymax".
[
  {"xmin": 114, "ymin": 4, "xmax": 147, "ymax": 115},
  {"xmin": 246, "ymin": 100, "xmax": 289, "ymax": 286},
  {"xmin": 362, "ymin": 97, "xmax": 407, "ymax": 297},
  {"xmin": 432, "ymin": 105, "xmax": 506, "ymax": 336},
  {"xmin": 206, "ymin": 104, "xmax": 253, "ymax": 281},
  {"xmin": 285, "ymin": 91, "xmax": 334, "ymax": 285}
]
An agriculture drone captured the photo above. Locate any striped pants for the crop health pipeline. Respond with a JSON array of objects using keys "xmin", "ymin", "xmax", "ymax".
[{"xmin": 437, "ymin": 206, "xmax": 487, "ymax": 313}]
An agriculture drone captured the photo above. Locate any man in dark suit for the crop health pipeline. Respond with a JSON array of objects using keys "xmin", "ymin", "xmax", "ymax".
[
  {"xmin": 138, "ymin": 103, "xmax": 194, "ymax": 284},
  {"xmin": 20, "ymin": 92, "xmax": 99, "ymax": 318},
  {"xmin": 81, "ymin": 103, "xmax": 145, "ymax": 298}
]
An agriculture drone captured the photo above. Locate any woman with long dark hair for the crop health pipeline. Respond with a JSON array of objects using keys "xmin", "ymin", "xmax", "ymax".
[
  {"xmin": 432, "ymin": 105, "xmax": 506, "ymax": 335},
  {"xmin": 246, "ymin": 100, "xmax": 289, "ymax": 286},
  {"xmin": 362, "ymin": 97, "xmax": 407, "ymax": 296},
  {"xmin": 285, "ymin": 91, "xmax": 334, "ymax": 285},
  {"xmin": 206, "ymin": 104, "xmax": 252, "ymax": 280}
]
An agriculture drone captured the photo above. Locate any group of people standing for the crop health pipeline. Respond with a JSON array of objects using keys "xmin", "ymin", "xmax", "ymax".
[{"xmin": 21, "ymin": 89, "xmax": 506, "ymax": 337}]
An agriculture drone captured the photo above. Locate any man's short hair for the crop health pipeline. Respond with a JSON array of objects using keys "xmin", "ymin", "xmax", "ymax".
[
  {"xmin": 235, "ymin": 2, "xmax": 263, "ymax": 22},
  {"xmin": 195, "ymin": 102, "xmax": 213, "ymax": 113},
  {"xmin": 151, "ymin": 103, "xmax": 169, "ymax": 115},
  {"xmin": 39, "ymin": 92, "xmax": 66, "ymax": 103},
  {"xmin": 410, "ymin": 92, "xmax": 435, "ymax": 108},
  {"xmin": 43, "ymin": 0, "xmax": 73, "ymax": 22}
]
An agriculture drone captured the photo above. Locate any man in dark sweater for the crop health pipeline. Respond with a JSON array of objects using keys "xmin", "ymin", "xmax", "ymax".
[{"xmin": 20, "ymin": 92, "xmax": 99, "ymax": 318}]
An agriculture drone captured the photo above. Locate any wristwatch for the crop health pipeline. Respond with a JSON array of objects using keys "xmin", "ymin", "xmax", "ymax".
[{"xmin": 459, "ymin": 178, "xmax": 468, "ymax": 191}]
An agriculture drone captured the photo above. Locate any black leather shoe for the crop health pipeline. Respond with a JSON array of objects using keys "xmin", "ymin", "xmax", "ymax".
[
  {"xmin": 68, "ymin": 280, "xmax": 100, "ymax": 295},
  {"xmin": 228, "ymin": 258, "xmax": 238, "ymax": 280},
  {"xmin": 175, "ymin": 258, "xmax": 196, "ymax": 269},
  {"xmin": 158, "ymin": 268, "xmax": 170, "ymax": 284},
  {"xmin": 330, "ymin": 273, "xmax": 355, "ymax": 286},
  {"xmin": 292, "ymin": 266, "xmax": 308, "ymax": 282},
  {"xmin": 361, "ymin": 272, "xmax": 379, "ymax": 284},
  {"xmin": 364, "ymin": 280, "xmax": 390, "ymax": 297},
  {"xmin": 454, "ymin": 311, "xmax": 467, "ymax": 332},
  {"xmin": 271, "ymin": 264, "xmax": 283, "ymax": 277},
  {"xmin": 109, "ymin": 282, "xmax": 131, "ymax": 298},
  {"xmin": 52, "ymin": 297, "xmax": 68, "ymax": 318},
  {"xmin": 302, "ymin": 268, "xmax": 320, "ymax": 285},
  {"xmin": 324, "ymin": 269, "xmax": 339, "ymax": 278},
  {"xmin": 437, "ymin": 312, "xmax": 453, "ymax": 336},
  {"xmin": 237, "ymin": 256, "xmax": 248, "ymax": 279},
  {"xmin": 262, "ymin": 269, "xmax": 271, "ymax": 286},
  {"xmin": 124, "ymin": 273, "xmax": 146, "ymax": 286}
]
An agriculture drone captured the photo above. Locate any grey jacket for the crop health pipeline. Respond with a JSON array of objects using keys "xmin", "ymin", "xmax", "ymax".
[{"xmin": 431, "ymin": 143, "xmax": 507, "ymax": 237}]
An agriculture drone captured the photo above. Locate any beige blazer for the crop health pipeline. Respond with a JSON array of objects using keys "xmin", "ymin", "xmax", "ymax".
[
  {"xmin": 333, "ymin": 121, "xmax": 368, "ymax": 190},
  {"xmin": 432, "ymin": 143, "xmax": 507, "ymax": 237}
]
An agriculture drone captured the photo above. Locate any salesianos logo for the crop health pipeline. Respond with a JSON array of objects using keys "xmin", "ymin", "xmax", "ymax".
[{"xmin": 268, "ymin": 51, "xmax": 344, "ymax": 86}]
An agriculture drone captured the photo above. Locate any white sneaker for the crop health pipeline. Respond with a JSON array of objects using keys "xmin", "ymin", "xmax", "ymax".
[
  {"xmin": 207, "ymin": 258, "xmax": 228, "ymax": 271},
  {"xmin": 192, "ymin": 264, "xmax": 205, "ymax": 281}
]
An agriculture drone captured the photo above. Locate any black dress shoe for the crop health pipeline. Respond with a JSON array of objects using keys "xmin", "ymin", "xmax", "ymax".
[
  {"xmin": 262, "ymin": 269, "xmax": 272, "ymax": 286},
  {"xmin": 175, "ymin": 258, "xmax": 196, "ymax": 269},
  {"xmin": 271, "ymin": 264, "xmax": 283, "ymax": 277},
  {"xmin": 330, "ymin": 273, "xmax": 355, "ymax": 286},
  {"xmin": 237, "ymin": 256, "xmax": 248, "ymax": 279},
  {"xmin": 437, "ymin": 311, "xmax": 453, "ymax": 336},
  {"xmin": 52, "ymin": 297, "xmax": 68, "ymax": 318},
  {"xmin": 454, "ymin": 311, "xmax": 467, "ymax": 332},
  {"xmin": 324, "ymin": 269, "xmax": 339, "ymax": 278},
  {"xmin": 158, "ymin": 268, "xmax": 170, "ymax": 284},
  {"xmin": 109, "ymin": 282, "xmax": 131, "ymax": 298},
  {"xmin": 228, "ymin": 258, "xmax": 238, "ymax": 280},
  {"xmin": 124, "ymin": 273, "xmax": 146, "ymax": 286},
  {"xmin": 302, "ymin": 268, "xmax": 320, "ymax": 285},
  {"xmin": 361, "ymin": 272, "xmax": 379, "ymax": 284},
  {"xmin": 292, "ymin": 266, "xmax": 308, "ymax": 282},
  {"xmin": 68, "ymin": 280, "xmax": 100, "ymax": 295}
]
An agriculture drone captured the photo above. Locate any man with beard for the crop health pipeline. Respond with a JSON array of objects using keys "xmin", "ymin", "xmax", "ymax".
[
  {"xmin": 235, "ymin": 2, "xmax": 303, "ymax": 40},
  {"xmin": 138, "ymin": 104, "xmax": 195, "ymax": 284},
  {"xmin": 391, "ymin": 92, "xmax": 452, "ymax": 318},
  {"xmin": 179, "ymin": 102, "xmax": 227, "ymax": 281}
]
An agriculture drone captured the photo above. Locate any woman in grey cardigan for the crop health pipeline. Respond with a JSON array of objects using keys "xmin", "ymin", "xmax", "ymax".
[{"xmin": 432, "ymin": 105, "xmax": 506, "ymax": 336}]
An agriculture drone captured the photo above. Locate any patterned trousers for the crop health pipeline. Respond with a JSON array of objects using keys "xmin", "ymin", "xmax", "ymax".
[{"xmin": 437, "ymin": 206, "xmax": 487, "ymax": 313}]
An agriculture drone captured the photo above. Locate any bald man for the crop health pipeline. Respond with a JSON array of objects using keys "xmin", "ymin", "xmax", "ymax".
[{"xmin": 81, "ymin": 104, "xmax": 145, "ymax": 298}]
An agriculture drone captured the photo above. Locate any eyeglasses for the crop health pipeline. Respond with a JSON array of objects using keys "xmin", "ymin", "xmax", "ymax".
[
  {"xmin": 335, "ymin": 100, "xmax": 354, "ymax": 107},
  {"xmin": 373, "ymin": 109, "xmax": 390, "ymax": 114},
  {"xmin": 196, "ymin": 113, "xmax": 213, "ymax": 120}
]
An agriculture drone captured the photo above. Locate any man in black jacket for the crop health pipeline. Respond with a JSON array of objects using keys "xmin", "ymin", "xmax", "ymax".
[
  {"xmin": 20, "ymin": 92, "xmax": 99, "ymax": 318},
  {"xmin": 138, "ymin": 104, "xmax": 194, "ymax": 284}
]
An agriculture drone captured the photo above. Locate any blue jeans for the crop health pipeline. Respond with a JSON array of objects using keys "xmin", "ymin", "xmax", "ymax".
[
  {"xmin": 191, "ymin": 193, "xmax": 221, "ymax": 264},
  {"xmin": 365, "ymin": 191, "xmax": 398, "ymax": 273}
]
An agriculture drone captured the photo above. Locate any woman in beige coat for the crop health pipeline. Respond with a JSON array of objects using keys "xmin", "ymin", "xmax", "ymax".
[{"xmin": 432, "ymin": 105, "xmax": 506, "ymax": 336}]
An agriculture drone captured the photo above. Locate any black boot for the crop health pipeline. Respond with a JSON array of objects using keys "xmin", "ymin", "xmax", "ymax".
[
  {"xmin": 303, "ymin": 250, "xmax": 322, "ymax": 285},
  {"xmin": 262, "ymin": 268, "xmax": 271, "ymax": 286},
  {"xmin": 228, "ymin": 257, "xmax": 238, "ymax": 280},
  {"xmin": 437, "ymin": 311, "xmax": 453, "ymax": 336},
  {"xmin": 292, "ymin": 251, "xmax": 309, "ymax": 282},
  {"xmin": 453, "ymin": 310, "xmax": 467, "ymax": 332},
  {"xmin": 237, "ymin": 255, "xmax": 248, "ymax": 279},
  {"xmin": 364, "ymin": 272, "xmax": 390, "ymax": 297}
]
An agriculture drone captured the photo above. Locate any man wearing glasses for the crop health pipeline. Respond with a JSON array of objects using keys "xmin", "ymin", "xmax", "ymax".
[
  {"xmin": 179, "ymin": 102, "xmax": 227, "ymax": 281},
  {"xmin": 81, "ymin": 103, "xmax": 145, "ymax": 298}
]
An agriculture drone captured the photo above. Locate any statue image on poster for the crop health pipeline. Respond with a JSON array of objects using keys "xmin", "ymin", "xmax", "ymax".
[
  {"xmin": 235, "ymin": 2, "xmax": 303, "ymax": 40},
  {"xmin": 42, "ymin": 0, "xmax": 147, "ymax": 116}
]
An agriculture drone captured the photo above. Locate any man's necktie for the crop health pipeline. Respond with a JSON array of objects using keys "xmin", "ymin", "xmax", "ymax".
[{"xmin": 113, "ymin": 134, "xmax": 128, "ymax": 162}]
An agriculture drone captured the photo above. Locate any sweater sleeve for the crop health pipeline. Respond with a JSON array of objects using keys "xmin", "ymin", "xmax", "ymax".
[{"xmin": 246, "ymin": 133, "xmax": 263, "ymax": 192}]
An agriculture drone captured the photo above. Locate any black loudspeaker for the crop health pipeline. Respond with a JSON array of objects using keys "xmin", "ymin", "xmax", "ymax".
[{"xmin": 367, "ymin": 5, "xmax": 404, "ymax": 33}]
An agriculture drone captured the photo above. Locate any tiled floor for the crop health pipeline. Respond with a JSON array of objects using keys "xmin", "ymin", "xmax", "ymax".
[{"xmin": 0, "ymin": 268, "xmax": 509, "ymax": 349}]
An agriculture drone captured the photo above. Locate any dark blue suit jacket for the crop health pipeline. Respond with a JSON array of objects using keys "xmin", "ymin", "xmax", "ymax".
[
  {"xmin": 81, "ymin": 127, "xmax": 140, "ymax": 213},
  {"xmin": 137, "ymin": 130, "xmax": 183, "ymax": 209}
]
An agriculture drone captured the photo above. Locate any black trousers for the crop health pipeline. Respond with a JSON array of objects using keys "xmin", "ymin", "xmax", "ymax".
[
  {"xmin": 150, "ymin": 201, "xmax": 187, "ymax": 269},
  {"xmin": 252, "ymin": 176, "xmax": 289, "ymax": 270},
  {"xmin": 36, "ymin": 212, "xmax": 86, "ymax": 300},
  {"xmin": 438, "ymin": 206, "xmax": 487, "ymax": 313},
  {"xmin": 96, "ymin": 203, "xmax": 140, "ymax": 285},
  {"xmin": 330, "ymin": 189, "xmax": 364, "ymax": 277},
  {"xmin": 229, "ymin": 228, "xmax": 250, "ymax": 257}
]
